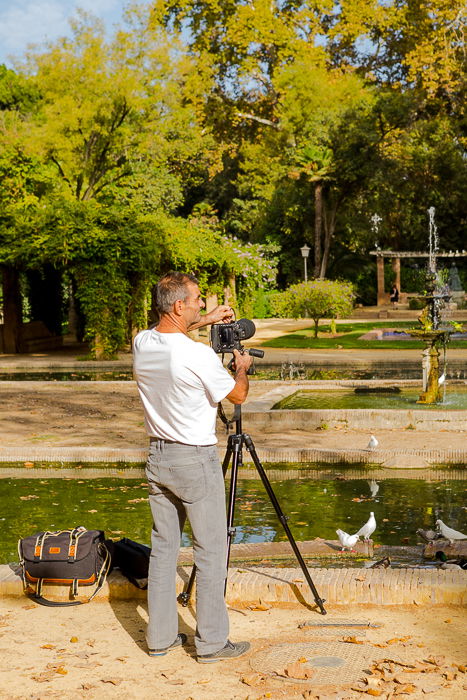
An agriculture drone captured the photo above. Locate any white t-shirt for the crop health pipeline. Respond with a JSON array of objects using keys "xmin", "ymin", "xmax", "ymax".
[{"xmin": 133, "ymin": 330, "xmax": 235, "ymax": 445}]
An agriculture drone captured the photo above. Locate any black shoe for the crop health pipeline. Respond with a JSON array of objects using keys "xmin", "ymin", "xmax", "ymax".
[
  {"xmin": 148, "ymin": 633, "xmax": 187, "ymax": 656},
  {"xmin": 197, "ymin": 639, "xmax": 250, "ymax": 663}
]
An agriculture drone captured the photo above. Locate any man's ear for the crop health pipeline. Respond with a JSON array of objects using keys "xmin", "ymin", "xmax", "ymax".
[{"xmin": 173, "ymin": 298, "xmax": 184, "ymax": 316}]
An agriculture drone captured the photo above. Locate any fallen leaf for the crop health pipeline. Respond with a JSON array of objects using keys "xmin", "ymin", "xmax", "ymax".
[
  {"xmin": 283, "ymin": 662, "xmax": 314, "ymax": 680},
  {"xmin": 342, "ymin": 636, "xmax": 364, "ymax": 644},
  {"xmin": 386, "ymin": 636, "xmax": 412, "ymax": 644},
  {"xmin": 444, "ymin": 619, "xmax": 452, "ymax": 624},
  {"xmin": 41, "ymin": 644, "xmax": 56, "ymax": 649},
  {"xmin": 241, "ymin": 673, "xmax": 264, "ymax": 687},
  {"xmin": 70, "ymin": 636, "xmax": 78, "ymax": 643},
  {"xmin": 197, "ymin": 678, "xmax": 212, "ymax": 684},
  {"xmin": 87, "ymin": 639, "xmax": 96, "ymax": 647},
  {"xmin": 442, "ymin": 671, "xmax": 457, "ymax": 681},
  {"xmin": 24, "ymin": 462, "xmax": 34, "ymax": 468},
  {"xmin": 454, "ymin": 664, "xmax": 466, "ymax": 672},
  {"xmin": 424, "ymin": 656, "xmax": 446, "ymax": 667},
  {"xmin": 366, "ymin": 690, "xmax": 383, "ymax": 697},
  {"xmin": 81, "ymin": 683, "xmax": 96, "ymax": 690},
  {"xmin": 55, "ymin": 666, "xmax": 68, "ymax": 675},
  {"xmin": 22, "ymin": 604, "xmax": 36, "ymax": 610},
  {"xmin": 393, "ymin": 684, "xmax": 417, "ymax": 695},
  {"xmin": 100, "ymin": 678, "xmax": 123, "ymax": 685}
]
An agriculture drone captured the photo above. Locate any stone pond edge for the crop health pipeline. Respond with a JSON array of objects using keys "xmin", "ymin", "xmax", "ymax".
[{"xmin": 1, "ymin": 565, "xmax": 465, "ymax": 607}]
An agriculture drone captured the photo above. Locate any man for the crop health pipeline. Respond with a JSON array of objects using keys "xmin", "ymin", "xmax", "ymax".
[{"xmin": 133, "ymin": 271, "xmax": 253, "ymax": 663}]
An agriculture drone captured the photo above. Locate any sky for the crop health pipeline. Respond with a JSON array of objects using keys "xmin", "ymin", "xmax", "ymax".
[{"xmin": 0, "ymin": 0, "xmax": 129, "ymax": 68}]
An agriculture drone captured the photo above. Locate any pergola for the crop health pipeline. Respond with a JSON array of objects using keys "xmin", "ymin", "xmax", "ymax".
[{"xmin": 369, "ymin": 250, "xmax": 467, "ymax": 306}]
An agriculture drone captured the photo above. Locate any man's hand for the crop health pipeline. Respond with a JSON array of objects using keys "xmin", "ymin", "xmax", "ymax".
[
  {"xmin": 230, "ymin": 348, "xmax": 253, "ymax": 374},
  {"xmin": 226, "ymin": 349, "xmax": 253, "ymax": 404},
  {"xmin": 188, "ymin": 304, "xmax": 234, "ymax": 331}
]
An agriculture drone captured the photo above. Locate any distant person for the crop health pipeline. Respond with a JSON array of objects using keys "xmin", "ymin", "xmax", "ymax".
[{"xmin": 390, "ymin": 285, "xmax": 399, "ymax": 305}]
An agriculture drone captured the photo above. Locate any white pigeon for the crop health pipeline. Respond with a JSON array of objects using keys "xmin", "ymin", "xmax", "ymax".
[
  {"xmin": 436, "ymin": 519, "xmax": 467, "ymax": 544},
  {"xmin": 367, "ymin": 435, "xmax": 378, "ymax": 449},
  {"xmin": 356, "ymin": 512, "xmax": 377, "ymax": 541},
  {"xmin": 368, "ymin": 479, "xmax": 379, "ymax": 498},
  {"xmin": 438, "ymin": 373, "xmax": 446, "ymax": 385},
  {"xmin": 336, "ymin": 529, "xmax": 360, "ymax": 552}
]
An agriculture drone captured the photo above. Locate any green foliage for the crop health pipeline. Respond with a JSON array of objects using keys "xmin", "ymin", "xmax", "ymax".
[{"xmin": 273, "ymin": 279, "xmax": 355, "ymax": 337}]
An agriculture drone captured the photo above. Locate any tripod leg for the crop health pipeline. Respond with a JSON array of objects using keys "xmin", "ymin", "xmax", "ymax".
[
  {"xmin": 178, "ymin": 440, "xmax": 234, "ymax": 607},
  {"xmin": 225, "ymin": 435, "xmax": 242, "ymax": 592},
  {"xmin": 243, "ymin": 433, "xmax": 327, "ymax": 615}
]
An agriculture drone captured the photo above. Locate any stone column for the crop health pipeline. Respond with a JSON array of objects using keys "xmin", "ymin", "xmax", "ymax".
[
  {"xmin": 376, "ymin": 255, "xmax": 386, "ymax": 306},
  {"xmin": 392, "ymin": 256, "xmax": 401, "ymax": 293}
]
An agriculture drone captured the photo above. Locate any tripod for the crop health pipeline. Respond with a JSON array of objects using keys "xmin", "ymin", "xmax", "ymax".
[{"xmin": 178, "ymin": 407, "xmax": 326, "ymax": 615}]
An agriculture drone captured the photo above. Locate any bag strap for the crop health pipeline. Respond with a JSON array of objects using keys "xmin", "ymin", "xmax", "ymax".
[{"xmin": 24, "ymin": 542, "xmax": 112, "ymax": 608}]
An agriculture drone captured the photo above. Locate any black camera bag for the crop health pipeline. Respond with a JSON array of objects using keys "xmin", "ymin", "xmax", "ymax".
[
  {"xmin": 112, "ymin": 537, "xmax": 150, "ymax": 588},
  {"xmin": 18, "ymin": 527, "xmax": 111, "ymax": 607}
]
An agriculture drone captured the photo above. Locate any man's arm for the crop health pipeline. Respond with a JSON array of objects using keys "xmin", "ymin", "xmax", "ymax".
[
  {"xmin": 188, "ymin": 305, "xmax": 234, "ymax": 331},
  {"xmin": 226, "ymin": 350, "xmax": 253, "ymax": 405}
]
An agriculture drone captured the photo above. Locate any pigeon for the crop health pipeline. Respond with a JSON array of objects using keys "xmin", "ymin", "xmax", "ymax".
[
  {"xmin": 336, "ymin": 529, "xmax": 360, "ymax": 552},
  {"xmin": 435, "ymin": 519, "xmax": 467, "ymax": 544},
  {"xmin": 438, "ymin": 373, "xmax": 446, "ymax": 385},
  {"xmin": 356, "ymin": 512, "xmax": 376, "ymax": 541},
  {"xmin": 367, "ymin": 435, "xmax": 378, "ymax": 449},
  {"xmin": 416, "ymin": 528, "xmax": 443, "ymax": 543},
  {"xmin": 368, "ymin": 479, "xmax": 379, "ymax": 498},
  {"xmin": 369, "ymin": 556, "xmax": 391, "ymax": 569}
]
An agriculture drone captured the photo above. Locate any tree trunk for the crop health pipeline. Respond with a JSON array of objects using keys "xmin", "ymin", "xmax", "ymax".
[
  {"xmin": 313, "ymin": 181, "xmax": 323, "ymax": 278},
  {"xmin": 319, "ymin": 200, "xmax": 337, "ymax": 279},
  {"xmin": 1, "ymin": 266, "xmax": 23, "ymax": 353}
]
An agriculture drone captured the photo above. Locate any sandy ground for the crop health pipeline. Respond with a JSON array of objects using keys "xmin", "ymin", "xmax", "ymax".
[
  {"xmin": 0, "ymin": 380, "xmax": 465, "ymax": 454},
  {"xmin": 1, "ymin": 597, "xmax": 466, "ymax": 700}
]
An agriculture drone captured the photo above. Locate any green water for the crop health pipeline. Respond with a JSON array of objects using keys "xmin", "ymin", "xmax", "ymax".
[
  {"xmin": 1, "ymin": 477, "xmax": 465, "ymax": 565},
  {"xmin": 274, "ymin": 387, "xmax": 467, "ymax": 410}
]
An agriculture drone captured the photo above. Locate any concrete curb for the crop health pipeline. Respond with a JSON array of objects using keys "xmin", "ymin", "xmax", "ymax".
[
  {"xmin": 1, "ymin": 444, "xmax": 466, "ymax": 468},
  {"xmin": 1, "ymin": 565, "xmax": 465, "ymax": 606}
]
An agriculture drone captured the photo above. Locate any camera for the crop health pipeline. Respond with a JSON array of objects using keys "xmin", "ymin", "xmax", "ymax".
[
  {"xmin": 210, "ymin": 318, "xmax": 256, "ymax": 353},
  {"xmin": 210, "ymin": 318, "xmax": 264, "ymax": 365}
]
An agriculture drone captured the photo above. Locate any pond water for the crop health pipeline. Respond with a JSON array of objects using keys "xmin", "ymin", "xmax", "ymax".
[
  {"xmin": 2, "ymin": 365, "xmax": 467, "ymax": 382},
  {"xmin": 273, "ymin": 386, "xmax": 467, "ymax": 410},
  {"xmin": 1, "ymin": 476, "xmax": 465, "ymax": 566}
]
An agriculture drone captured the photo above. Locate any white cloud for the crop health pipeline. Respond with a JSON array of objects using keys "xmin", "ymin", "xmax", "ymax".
[{"xmin": 0, "ymin": 0, "xmax": 128, "ymax": 67}]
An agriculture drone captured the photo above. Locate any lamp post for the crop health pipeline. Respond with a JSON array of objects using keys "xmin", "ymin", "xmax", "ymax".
[{"xmin": 300, "ymin": 244, "xmax": 310, "ymax": 282}]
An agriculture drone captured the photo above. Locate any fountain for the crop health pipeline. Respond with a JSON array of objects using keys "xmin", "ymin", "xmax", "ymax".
[{"xmin": 408, "ymin": 208, "xmax": 456, "ymax": 404}]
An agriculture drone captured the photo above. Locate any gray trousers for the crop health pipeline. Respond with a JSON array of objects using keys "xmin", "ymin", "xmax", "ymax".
[{"xmin": 145, "ymin": 439, "xmax": 229, "ymax": 654}]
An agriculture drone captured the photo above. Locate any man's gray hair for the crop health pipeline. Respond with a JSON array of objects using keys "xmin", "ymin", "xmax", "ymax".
[{"xmin": 155, "ymin": 271, "xmax": 199, "ymax": 313}]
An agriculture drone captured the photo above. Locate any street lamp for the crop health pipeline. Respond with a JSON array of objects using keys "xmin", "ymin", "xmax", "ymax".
[{"xmin": 300, "ymin": 244, "xmax": 310, "ymax": 282}]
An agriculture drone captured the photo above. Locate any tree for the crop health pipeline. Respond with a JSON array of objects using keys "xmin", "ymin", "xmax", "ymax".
[{"xmin": 274, "ymin": 279, "xmax": 355, "ymax": 337}]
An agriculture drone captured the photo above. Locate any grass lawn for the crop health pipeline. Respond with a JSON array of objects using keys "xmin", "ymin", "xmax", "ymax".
[{"xmin": 260, "ymin": 320, "xmax": 467, "ymax": 350}]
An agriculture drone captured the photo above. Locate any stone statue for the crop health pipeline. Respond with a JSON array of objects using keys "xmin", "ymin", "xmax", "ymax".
[{"xmin": 448, "ymin": 262, "xmax": 463, "ymax": 292}]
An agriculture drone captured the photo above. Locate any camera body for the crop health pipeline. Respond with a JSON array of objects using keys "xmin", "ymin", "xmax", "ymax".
[{"xmin": 210, "ymin": 319, "xmax": 256, "ymax": 354}]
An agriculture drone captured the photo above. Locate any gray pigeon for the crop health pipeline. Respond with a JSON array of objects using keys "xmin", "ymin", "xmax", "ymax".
[{"xmin": 416, "ymin": 528, "xmax": 443, "ymax": 543}]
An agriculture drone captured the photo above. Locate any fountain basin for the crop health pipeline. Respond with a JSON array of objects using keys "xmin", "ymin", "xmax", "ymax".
[{"xmin": 272, "ymin": 386, "xmax": 467, "ymax": 410}]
